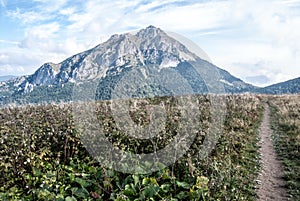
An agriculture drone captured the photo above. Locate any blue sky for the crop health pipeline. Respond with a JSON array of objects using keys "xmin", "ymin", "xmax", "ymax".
[{"xmin": 1, "ymin": 0, "xmax": 300, "ymax": 86}]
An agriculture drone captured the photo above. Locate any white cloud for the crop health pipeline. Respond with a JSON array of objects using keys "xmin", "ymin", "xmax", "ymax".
[
  {"xmin": 26, "ymin": 22, "xmax": 60, "ymax": 39},
  {"xmin": 6, "ymin": 0, "xmax": 69, "ymax": 25},
  {"xmin": 0, "ymin": 46, "xmax": 70, "ymax": 76},
  {"xmin": 19, "ymin": 22, "xmax": 61, "ymax": 52},
  {"xmin": 221, "ymin": 0, "xmax": 300, "ymax": 84},
  {"xmin": 0, "ymin": 39, "xmax": 19, "ymax": 45},
  {"xmin": 141, "ymin": 1, "xmax": 231, "ymax": 32},
  {"xmin": 0, "ymin": 53, "xmax": 9, "ymax": 62},
  {"xmin": 210, "ymin": 38, "xmax": 300, "ymax": 85},
  {"xmin": 0, "ymin": 0, "xmax": 5, "ymax": 7},
  {"xmin": 30, "ymin": 0, "xmax": 68, "ymax": 13},
  {"xmin": 281, "ymin": 0, "xmax": 300, "ymax": 5},
  {"xmin": 7, "ymin": 8, "xmax": 49, "ymax": 24},
  {"xmin": 59, "ymin": 7, "xmax": 76, "ymax": 16},
  {"xmin": 0, "ymin": 64, "xmax": 25, "ymax": 75}
]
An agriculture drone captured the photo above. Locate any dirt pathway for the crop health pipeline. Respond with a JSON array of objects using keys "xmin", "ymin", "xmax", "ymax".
[{"xmin": 257, "ymin": 104, "xmax": 288, "ymax": 201}]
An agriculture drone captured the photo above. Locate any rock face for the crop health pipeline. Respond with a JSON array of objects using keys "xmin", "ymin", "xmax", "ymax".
[{"xmin": 1, "ymin": 26, "xmax": 260, "ymax": 104}]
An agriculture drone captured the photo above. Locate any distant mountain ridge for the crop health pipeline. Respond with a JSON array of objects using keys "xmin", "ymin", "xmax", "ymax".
[
  {"xmin": 0, "ymin": 75, "xmax": 17, "ymax": 82},
  {"xmin": 0, "ymin": 26, "xmax": 298, "ymax": 105},
  {"xmin": 257, "ymin": 77, "xmax": 300, "ymax": 94}
]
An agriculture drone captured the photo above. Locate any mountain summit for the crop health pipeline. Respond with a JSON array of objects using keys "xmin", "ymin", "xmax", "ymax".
[
  {"xmin": 23, "ymin": 26, "xmax": 207, "ymax": 88},
  {"xmin": 1, "ymin": 26, "xmax": 257, "ymax": 104}
]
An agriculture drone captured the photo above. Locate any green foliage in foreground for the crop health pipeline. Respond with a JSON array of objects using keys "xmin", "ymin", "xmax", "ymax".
[
  {"xmin": 0, "ymin": 95, "xmax": 263, "ymax": 200},
  {"xmin": 269, "ymin": 95, "xmax": 300, "ymax": 200}
]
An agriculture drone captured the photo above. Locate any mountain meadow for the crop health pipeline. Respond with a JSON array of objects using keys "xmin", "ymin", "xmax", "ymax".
[{"xmin": 0, "ymin": 94, "xmax": 299, "ymax": 200}]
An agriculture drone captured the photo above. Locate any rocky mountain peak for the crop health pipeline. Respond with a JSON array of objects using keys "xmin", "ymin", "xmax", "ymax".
[
  {"xmin": 30, "ymin": 63, "xmax": 59, "ymax": 85},
  {"xmin": 0, "ymin": 26, "xmax": 262, "ymax": 102},
  {"xmin": 136, "ymin": 25, "xmax": 164, "ymax": 39},
  {"xmin": 3, "ymin": 26, "xmax": 203, "ymax": 95}
]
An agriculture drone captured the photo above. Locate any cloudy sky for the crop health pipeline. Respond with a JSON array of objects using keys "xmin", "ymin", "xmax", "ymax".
[{"xmin": 0, "ymin": 0, "xmax": 300, "ymax": 86}]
